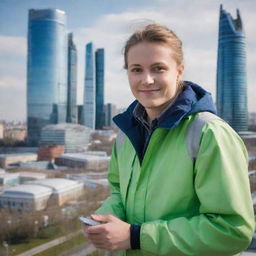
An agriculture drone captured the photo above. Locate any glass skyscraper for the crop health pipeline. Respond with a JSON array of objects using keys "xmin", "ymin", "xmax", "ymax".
[
  {"xmin": 216, "ymin": 5, "xmax": 248, "ymax": 132},
  {"xmin": 27, "ymin": 9, "xmax": 68, "ymax": 145},
  {"xmin": 95, "ymin": 48, "xmax": 105, "ymax": 129},
  {"xmin": 67, "ymin": 33, "xmax": 77, "ymax": 124},
  {"xmin": 83, "ymin": 42, "xmax": 95, "ymax": 129}
]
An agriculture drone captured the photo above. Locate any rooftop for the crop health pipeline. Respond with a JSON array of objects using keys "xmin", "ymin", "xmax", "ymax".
[
  {"xmin": 27, "ymin": 178, "xmax": 80, "ymax": 192},
  {"xmin": 1, "ymin": 184, "xmax": 52, "ymax": 198},
  {"xmin": 59, "ymin": 153, "xmax": 110, "ymax": 161},
  {"xmin": 0, "ymin": 153, "xmax": 37, "ymax": 158}
]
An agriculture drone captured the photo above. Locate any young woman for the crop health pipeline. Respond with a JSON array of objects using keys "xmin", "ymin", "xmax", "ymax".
[{"xmin": 85, "ymin": 24, "xmax": 255, "ymax": 256}]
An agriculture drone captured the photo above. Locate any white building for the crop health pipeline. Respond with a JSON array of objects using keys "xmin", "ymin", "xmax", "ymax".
[
  {"xmin": 0, "ymin": 173, "xmax": 19, "ymax": 185},
  {"xmin": 0, "ymin": 184, "xmax": 52, "ymax": 211},
  {"xmin": 27, "ymin": 178, "xmax": 83, "ymax": 206},
  {"xmin": 19, "ymin": 172, "xmax": 47, "ymax": 184}
]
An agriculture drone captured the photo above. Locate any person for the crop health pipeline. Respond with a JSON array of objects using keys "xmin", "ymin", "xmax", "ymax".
[{"xmin": 84, "ymin": 23, "xmax": 255, "ymax": 256}]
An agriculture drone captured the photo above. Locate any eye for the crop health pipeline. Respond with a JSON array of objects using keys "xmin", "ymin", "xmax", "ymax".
[
  {"xmin": 153, "ymin": 66, "xmax": 166, "ymax": 72},
  {"xmin": 130, "ymin": 67, "xmax": 143, "ymax": 73}
]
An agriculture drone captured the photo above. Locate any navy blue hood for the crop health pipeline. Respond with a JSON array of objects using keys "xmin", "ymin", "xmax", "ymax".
[{"xmin": 113, "ymin": 81, "xmax": 217, "ymax": 162}]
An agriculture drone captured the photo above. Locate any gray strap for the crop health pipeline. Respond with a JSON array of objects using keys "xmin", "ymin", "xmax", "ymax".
[
  {"xmin": 186, "ymin": 112, "xmax": 220, "ymax": 160},
  {"xmin": 116, "ymin": 129, "xmax": 126, "ymax": 152}
]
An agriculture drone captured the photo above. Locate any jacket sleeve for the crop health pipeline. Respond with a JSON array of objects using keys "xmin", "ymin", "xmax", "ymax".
[
  {"xmin": 95, "ymin": 141, "xmax": 126, "ymax": 221},
  {"xmin": 140, "ymin": 119, "xmax": 255, "ymax": 256}
]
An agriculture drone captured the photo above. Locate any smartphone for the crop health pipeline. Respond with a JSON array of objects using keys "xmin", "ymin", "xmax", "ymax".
[{"xmin": 79, "ymin": 216, "xmax": 101, "ymax": 226}]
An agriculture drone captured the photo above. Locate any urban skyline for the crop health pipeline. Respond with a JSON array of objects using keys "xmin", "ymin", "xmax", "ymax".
[
  {"xmin": 0, "ymin": 0, "xmax": 255, "ymax": 122},
  {"xmin": 216, "ymin": 5, "xmax": 248, "ymax": 132},
  {"xmin": 27, "ymin": 8, "xmax": 68, "ymax": 145}
]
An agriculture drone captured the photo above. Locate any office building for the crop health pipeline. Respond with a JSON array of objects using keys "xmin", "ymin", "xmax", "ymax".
[
  {"xmin": 105, "ymin": 103, "xmax": 117, "ymax": 127},
  {"xmin": 95, "ymin": 49, "xmax": 105, "ymax": 129},
  {"xmin": 83, "ymin": 42, "xmax": 95, "ymax": 129},
  {"xmin": 40, "ymin": 123, "xmax": 91, "ymax": 153},
  {"xmin": 216, "ymin": 5, "xmax": 248, "ymax": 131},
  {"xmin": 67, "ymin": 33, "xmax": 78, "ymax": 123},
  {"xmin": 27, "ymin": 9, "xmax": 68, "ymax": 145}
]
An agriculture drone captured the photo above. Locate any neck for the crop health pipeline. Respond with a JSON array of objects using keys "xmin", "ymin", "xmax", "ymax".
[{"xmin": 146, "ymin": 89, "xmax": 181, "ymax": 122}]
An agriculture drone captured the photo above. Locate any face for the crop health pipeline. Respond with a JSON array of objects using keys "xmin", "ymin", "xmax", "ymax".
[{"xmin": 127, "ymin": 42, "xmax": 184, "ymax": 120}]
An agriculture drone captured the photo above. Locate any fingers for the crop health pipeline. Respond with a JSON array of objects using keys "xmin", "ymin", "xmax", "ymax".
[
  {"xmin": 87, "ymin": 223, "xmax": 107, "ymax": 234},
  {"xmin": 91, "ymin": 213, "xmax": 115, "ymax": 222}
]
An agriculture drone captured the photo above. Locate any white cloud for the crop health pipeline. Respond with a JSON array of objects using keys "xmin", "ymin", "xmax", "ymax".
[
  {"xmin": 72, "ymin": 1, "xmax": 256, "ymax": 112},
  {"xmin": 0, "ymin": 36, "xmax": 26, "ymax": 57},
  {"xmin": 0, "ymin": 76, "xmax": 26, "ymax": 89}
]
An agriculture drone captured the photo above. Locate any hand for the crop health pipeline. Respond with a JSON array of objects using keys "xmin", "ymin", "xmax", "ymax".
[{"xmin": 85, "ymin": 214, "xmax": 131, "ymax": 251}]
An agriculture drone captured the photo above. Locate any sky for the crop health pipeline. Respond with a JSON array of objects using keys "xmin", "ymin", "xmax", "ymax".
[{"xmin": 0, "ymin": 0, "xmax": 255, "ymax": 121}]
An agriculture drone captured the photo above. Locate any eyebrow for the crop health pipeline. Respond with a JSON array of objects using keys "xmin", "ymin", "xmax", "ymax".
[{"xmin": 129, "ymin": 62, "xmax": 167, "ymax": 68}]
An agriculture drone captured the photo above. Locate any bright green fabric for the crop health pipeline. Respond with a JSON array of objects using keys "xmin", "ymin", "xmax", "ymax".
[{"xmin": 96, "ymin": 114, "xmax": 255, "ymax": 256}]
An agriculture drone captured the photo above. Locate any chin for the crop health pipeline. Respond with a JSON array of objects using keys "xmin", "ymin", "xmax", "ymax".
[{"xmin": 139, "ymin": 100, "xmax": 162, "ymax": 109}]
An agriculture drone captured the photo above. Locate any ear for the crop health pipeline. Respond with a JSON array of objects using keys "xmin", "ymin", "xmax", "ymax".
[{"xmin": 177, "ymin": 63, "xmax": 184, "ymax": 78}]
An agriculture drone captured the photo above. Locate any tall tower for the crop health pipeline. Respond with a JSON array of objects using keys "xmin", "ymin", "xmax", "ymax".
[
  {"xmin": 83, "ymin": 42, "xmax": 95, "ymax": 129},
  {"xmin": 67, "ymin": 33, "xmax": 77, "ymax": 123},
  {"xmin": 216, "ymin": 5, "xmax": 248, "ymax": 132},
  {"xmin": 27, "ymin": 9, "xmax": 68, "ymax": 145},
  {"xmin": 95, "ymin": 48, "xmax": 105, "ymax": 129}
]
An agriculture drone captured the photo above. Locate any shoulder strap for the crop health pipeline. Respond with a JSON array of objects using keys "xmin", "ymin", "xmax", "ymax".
[
  {"xmin": 116, "ymin": 129, "xmax": 126, "ymax": 152},
  {"xmin": 186, "ymin": 112, "xmax": 220, "ymax": 160},
  {"xmin": 115, "ymin": 112, "xmax": 220, "ymax": 159}
]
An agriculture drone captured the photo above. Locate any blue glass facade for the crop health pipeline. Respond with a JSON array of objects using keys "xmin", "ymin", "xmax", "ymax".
[
  {"xmin": 67, "ymin": 33, "xmax": 77, "ymax": 124},
  {"xmin": 216, "ymin": 5, "xmax": 248, "ymax": 132},
  {"xmin": 83, "ymin": 42, "xmax": 95, "ymax": 129},
  {"xmin": 27, "ymin": 9, "xmax": 68, "ymax": 145},
  {"xmin": 95, "ymin": 48, "xmax": 105, "ymax": 129}
]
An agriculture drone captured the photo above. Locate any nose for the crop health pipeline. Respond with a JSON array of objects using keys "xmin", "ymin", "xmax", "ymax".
[{"xmin": 141, "ymin": 72, "xmax": 154, "ymax": 86}]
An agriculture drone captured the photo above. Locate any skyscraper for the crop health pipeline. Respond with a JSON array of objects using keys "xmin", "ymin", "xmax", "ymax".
[
  {"xmin": 27, "ymin": 9, "xmax": 68, "ymax": 145},
  {"xmin": 67, "ymin": 33, "xmax": 77, "ymax": 124},
  {"xmin": 216, "ymin": 5, "xmax": 248, "ymax": 132},
  {"xmin": 83, "ymin": 42, "xmax": 95, "ymax": 129},
  {"xmin": 95, "ymin": 48, "xmax": 105, "ymax": 129}
]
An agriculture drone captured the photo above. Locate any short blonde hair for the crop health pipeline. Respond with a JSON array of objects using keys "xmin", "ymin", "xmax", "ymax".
[{"xmin": 123, "ymin": 23, "xmax": 184, "ymax": 69}]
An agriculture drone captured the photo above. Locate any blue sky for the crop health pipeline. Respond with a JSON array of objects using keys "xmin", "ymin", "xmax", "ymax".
[{"xmin": 0, "ymin": 0, "xmax": 255, "ymax": 121}]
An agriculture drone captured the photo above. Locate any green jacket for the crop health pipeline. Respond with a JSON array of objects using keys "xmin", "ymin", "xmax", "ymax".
[{"xmin": 97, "ymin": 84, "xmax": 254, "ymax": 256}]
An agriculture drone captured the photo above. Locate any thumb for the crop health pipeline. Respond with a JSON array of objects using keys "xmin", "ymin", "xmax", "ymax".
[{"xmin": 91, "ymin": 213, "xmax": 115, "ymax": 223}]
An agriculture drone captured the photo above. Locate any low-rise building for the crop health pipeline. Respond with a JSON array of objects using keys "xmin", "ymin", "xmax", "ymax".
[
  {"xmin": 0, "ymin": 184, "xmax": 52, "ymax": 211},
  {"xmin": 55, "ymin": 153, "xmax": 110, "ymax": 170},
  {"xmin": 0, "ymin": 153, "xmax": 37, "ymax": 168},
  {"xmin": 37, "ymin": 145, "xmax": 65, "ymax": 161},
  {"xmin": 19, "ymin": 172, "xmax": 47, "ymax": 184},
  {"xmin": 27, "ymin": 178, "xmax": 83, "ymax": 206},
  {"xmin": 66, "ymin": 173, "xmax": 108, "ymax": 188},
  {"xmin": 0, "ymin": 173, "xmax": 19, "ymax": 185},
  {"xmin": 4, "ymin": 127, "xmax": 26, "ymax": 141}
]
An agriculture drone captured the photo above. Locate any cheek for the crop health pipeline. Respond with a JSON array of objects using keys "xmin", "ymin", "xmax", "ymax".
[{"xmin": 128, "ymin": 76, "xmax": 138, "ymax": 90}]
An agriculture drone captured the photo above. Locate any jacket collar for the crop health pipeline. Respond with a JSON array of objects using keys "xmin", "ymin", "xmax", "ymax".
[{"xmin": 113, "ymin": 81, "xmax": 217, "ymax": 161}]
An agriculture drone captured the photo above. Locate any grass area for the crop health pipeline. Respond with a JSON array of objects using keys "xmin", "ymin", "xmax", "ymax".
[
  {"xmin": 8, "ymin": 221, "xmax": 83, "ymax": 256},
  {"xmin": 9, "ymin": 236, "xmax": 56, "ymax": 256},
  {"xmin": 33, "ymin": 233, "xmax": 86, "ymax": 256}
]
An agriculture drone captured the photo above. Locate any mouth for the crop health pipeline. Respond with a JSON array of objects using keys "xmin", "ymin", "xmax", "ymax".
[{"xmin": 139, "ymin": 89, "xmax": 160, "ymax": 93}]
